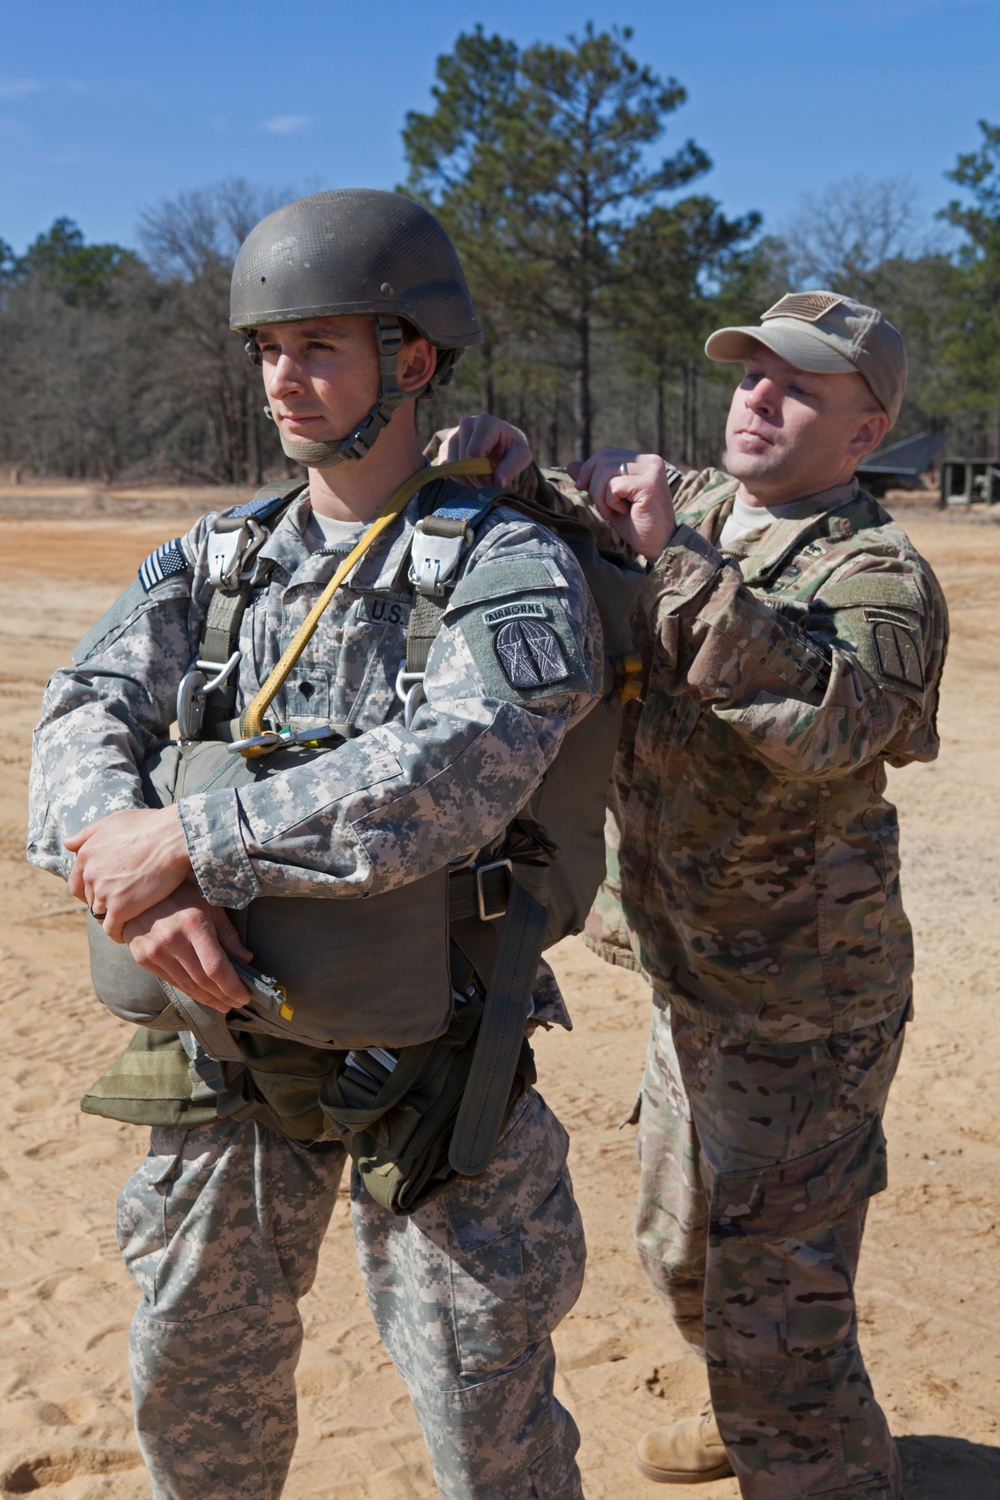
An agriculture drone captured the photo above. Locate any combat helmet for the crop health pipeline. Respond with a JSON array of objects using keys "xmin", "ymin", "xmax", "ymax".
[{"xmin": 231, "ymin": 189, "xmax": 483, "ymax": 466}]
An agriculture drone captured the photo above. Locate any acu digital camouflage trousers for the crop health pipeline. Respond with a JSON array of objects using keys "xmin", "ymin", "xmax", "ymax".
[
  {"xmin": 116, "ymin": 1088, "xmax": 585, "ymax": 1500},
  {"xmin": 635, "ymin": 999, "xmax": 908, "ymax": 1500}
]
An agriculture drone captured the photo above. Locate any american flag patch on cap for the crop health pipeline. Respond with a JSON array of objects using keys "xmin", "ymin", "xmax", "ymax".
[
  {"xmin": 762, "ymin": 292, "xmax": 845, "ymax": 323},
  {"xmin": 138, "ymin": 538, "xmax": 190, "ymax": 593}
]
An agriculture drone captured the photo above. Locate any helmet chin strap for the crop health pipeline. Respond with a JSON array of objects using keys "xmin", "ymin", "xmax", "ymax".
[
  {"xmin": 254, "ymin": 315, "xmax": 411, "ymax": 469},
  {"xmin": 250, "ymin": 315, "xmax": 463, "ymax": 469}
]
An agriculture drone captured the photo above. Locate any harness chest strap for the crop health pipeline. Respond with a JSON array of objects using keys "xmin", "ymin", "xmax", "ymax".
[
  {"xmin": 185, "ymin": 480, "xmax": 306, "ymax": 740},
  {"xmin": 238, "ymin": 457, "xmax": 493, "ymax": 756}
]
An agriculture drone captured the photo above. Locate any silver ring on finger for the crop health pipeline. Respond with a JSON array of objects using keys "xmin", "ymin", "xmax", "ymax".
[{"xmin": 619, "ymin": 461, "xmax": 629, "ymax": 476}]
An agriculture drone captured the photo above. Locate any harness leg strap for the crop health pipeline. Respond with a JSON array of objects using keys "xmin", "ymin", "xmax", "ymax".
[{"xmin": 449, "ymin": 879, "xmax": 548, "ymax": 1177}]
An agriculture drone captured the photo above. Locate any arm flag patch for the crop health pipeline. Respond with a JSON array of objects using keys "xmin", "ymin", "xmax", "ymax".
[{"xmin": 138, "ymin": 538, "xmax": 189, "ymax": 593}]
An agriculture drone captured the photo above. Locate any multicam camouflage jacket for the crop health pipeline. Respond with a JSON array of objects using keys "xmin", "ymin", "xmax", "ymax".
[
  {"xmin": 583, "ymin": 467, "xmax": 948, "ymax": 1043},
  {"xmin": 28, "ymin": 477, "xmax": 602, "ymax": 1042}
]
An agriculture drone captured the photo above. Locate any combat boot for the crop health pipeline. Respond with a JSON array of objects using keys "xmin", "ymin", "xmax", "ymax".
[{"xmin": 636, "ymin": 1400, "xmax": 734, "ymax": 1484}]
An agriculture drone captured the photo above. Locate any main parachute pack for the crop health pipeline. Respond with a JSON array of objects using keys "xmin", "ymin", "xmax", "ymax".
[{"xmin": 84, "ymin": 460, "xmax": 647, "ymax": 1207}]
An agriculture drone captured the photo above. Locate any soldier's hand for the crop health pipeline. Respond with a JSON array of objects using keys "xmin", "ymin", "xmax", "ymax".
[
  {"xmin": 122, "ymin": 880, "xmax": 253, "ymax": 1012},
  {"xmin": 568, "ymin": 448, "xmax": 677, "ymax": 559},
  {"xmin": 64, "ymin": 805, "xmax": 192, "ymax": 942},
  {"xmin": 430, "ymin": 416, "xmax": 533, "ymax": 488}
]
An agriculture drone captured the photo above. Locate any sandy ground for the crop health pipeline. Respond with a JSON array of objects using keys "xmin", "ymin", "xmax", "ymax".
[{"xmin": 1, "ymin": 489, "xmax": 998, "ymax": 1499}]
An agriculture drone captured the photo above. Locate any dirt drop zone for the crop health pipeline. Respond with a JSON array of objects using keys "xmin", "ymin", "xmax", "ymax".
[{"xmin": 0, "ymin": 483, "xmax": 997, "ymax": 1499}]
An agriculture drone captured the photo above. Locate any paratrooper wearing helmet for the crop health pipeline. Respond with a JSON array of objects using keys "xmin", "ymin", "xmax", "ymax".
[{"xmin": 29, "ymin": 190, "xmax": 599, "ymax": 1500}]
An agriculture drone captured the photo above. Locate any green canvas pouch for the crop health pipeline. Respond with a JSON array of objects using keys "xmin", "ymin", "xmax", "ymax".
[
  {"xmin": 319, "ymin": 1008, "xmax": 536, "ymax": 1215},
  {"xmin": 81, "ymin": 1028, "xmax": 220, "ymax": 1128}
]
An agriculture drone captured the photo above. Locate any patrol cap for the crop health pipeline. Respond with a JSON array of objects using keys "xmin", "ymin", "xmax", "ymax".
[
  {"xmin": 705, "ymin": 291, "xmax": 907, "ymax": 427},
  {"xmin": 230, "ymin": 188, "xmax": 482, "ymax": 350}
]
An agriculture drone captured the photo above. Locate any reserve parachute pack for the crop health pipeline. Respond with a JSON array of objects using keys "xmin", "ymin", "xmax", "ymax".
[{"xmin": 85, "ymin": 459, "xmax": 646, "ymax": 1198}]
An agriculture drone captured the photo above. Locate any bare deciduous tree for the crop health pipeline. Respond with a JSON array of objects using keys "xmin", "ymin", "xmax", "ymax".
[
  {"xmin": 136, "ymin": 178, "xmax": 296, "ymax": 483},
  {"xmin": 137, "ymin": 178, "xmax": 291, "ymax": 281},
  {"xmin": 783, "ymin": 175, "xmax": 920, "ymax": 301}
]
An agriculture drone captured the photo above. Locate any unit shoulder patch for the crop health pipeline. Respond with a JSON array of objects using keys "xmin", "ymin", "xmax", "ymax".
[
  {"xmin": 493, "ymin": 618, "xmax": 569, "ymax": 690},
  {"xmin": 832, "ymin": 597, "xmax": 926, "ymax": 702},
  {"xmin": 445, "ymin": 551, "xmax": 591, "ymax": 704},
  {"xmin": 871, "ymin": 619, "xmax": 924, "ymax": 691}
]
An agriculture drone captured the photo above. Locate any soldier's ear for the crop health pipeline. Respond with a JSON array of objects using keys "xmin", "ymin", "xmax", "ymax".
[
  {"xmin": 398, "ymin": 337, "xmax": 437, "ymax": 393},
  {"xmin": 850, "ymin": 409, "xmax": 889, "ymax": 460}
]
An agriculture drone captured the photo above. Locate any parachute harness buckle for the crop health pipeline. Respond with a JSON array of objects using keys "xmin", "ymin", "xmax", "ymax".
[
  {"xmin": 475, "ymin": 859, "xmax": 512, "ymax": 923},
  {"xmin": 176, "ymin": 652, "xmax": 242, "ymax": 742},
  {"xmin": 206, "ymin": 517, "xmax": 266, "ymax": 589},
  {"xmin": 408, "ymin": 517, "xmax": 471, "ymax": 597}
]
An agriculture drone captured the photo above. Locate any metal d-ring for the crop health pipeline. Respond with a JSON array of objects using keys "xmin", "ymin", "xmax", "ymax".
[
  {"xmin": 176, "ymin": 651, "xmax": 242, "ymax": 741},
  {"xmin": 394, "ymin": 661, "xmax": 426, "ymax": 729}
]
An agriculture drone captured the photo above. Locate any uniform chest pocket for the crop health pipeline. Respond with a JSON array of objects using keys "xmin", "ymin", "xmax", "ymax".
[
  {"xmin": 283, "ymin": 669, "xmax": 334, "ymax": 719},
  {"xmin": 336, "ymin": 593, "xmax": 413, "ymax": 729}
]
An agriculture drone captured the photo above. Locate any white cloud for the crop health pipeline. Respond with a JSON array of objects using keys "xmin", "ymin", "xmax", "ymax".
[
  {"xmin": 264, "ymin": 114, "xmax": 309, "ymax": 134},
  {"xmin": 0, "ymin": 79, "xmax": 41, "ymax": 100}
]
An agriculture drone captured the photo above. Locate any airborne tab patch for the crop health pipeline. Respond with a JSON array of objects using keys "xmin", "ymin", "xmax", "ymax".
[
  {"xmin": 482, "ymin": 600, "xmax": 547, "ymax": 628},
  {"xmin": 493, "ymin": 618, "xmax": 570, "ymax": 690}
]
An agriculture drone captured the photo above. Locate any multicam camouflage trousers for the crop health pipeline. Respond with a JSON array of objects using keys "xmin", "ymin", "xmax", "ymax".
[
  {"xmin": 635, "ymin": 998, "xmax": 909, "ymax": 1500},
  {"xmin": 116, "ymin": 1087, "xmax": 585, "ymax": 1500}
]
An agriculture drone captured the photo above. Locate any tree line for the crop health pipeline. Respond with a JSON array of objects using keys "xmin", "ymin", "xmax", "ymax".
[{"xmin": 1, "ymin": 24, "xmax": 998, "ymax": 484}]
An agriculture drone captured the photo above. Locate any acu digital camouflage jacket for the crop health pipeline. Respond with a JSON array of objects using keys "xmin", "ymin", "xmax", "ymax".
[
  {"xmin": 27, "ymin": 477, "xmax": 602, "ymax": 1135},
  {"xmin": 584, "ymin": 468, "xmax": 948, "ymax": 1042}
]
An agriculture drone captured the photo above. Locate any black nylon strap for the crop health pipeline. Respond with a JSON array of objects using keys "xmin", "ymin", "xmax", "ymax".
[
  {"xmin": 449, "ymin": 915, "xmax": 502, "ymax": 994},
  {"xmin": 449, "ymin": 879, "xmax": 548, "ymax": 1177}
]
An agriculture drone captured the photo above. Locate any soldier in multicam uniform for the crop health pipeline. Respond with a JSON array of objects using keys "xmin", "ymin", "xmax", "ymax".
[
  {"xmin": 573, "ymin": 294, "xmax": 947, "ymax": 1499},
  {"xmin": 475, "ymin": 292, "xmax": 946, "ymax": 1499},
  {"xmin": 27, "ymin": 190, "xmax": 599, "ymax": 1500}
]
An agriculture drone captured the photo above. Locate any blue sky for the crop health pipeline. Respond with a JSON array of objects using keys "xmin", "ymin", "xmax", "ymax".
[{"xmin": 2, "ymin": 0, "xmax": 998, "ymax": 257}]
